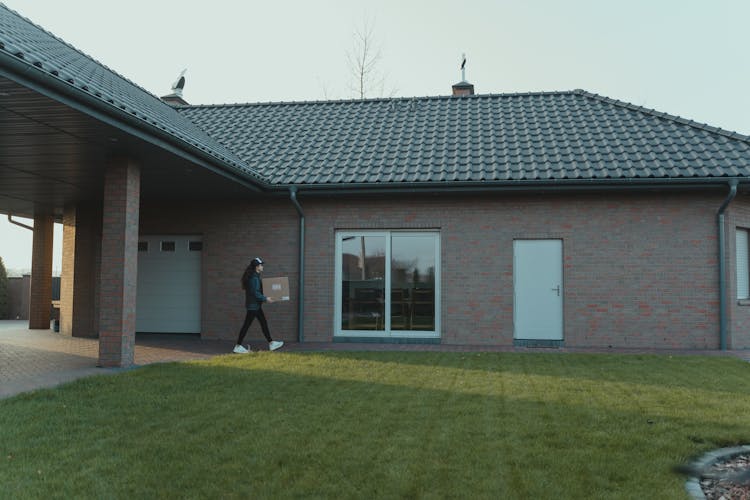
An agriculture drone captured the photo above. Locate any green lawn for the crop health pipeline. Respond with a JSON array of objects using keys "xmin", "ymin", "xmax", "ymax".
[{"xmin": 1, "ymin": 352, "xmax": 749, "ymax": 499}]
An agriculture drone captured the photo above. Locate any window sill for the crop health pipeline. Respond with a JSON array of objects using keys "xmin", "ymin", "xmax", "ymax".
[{"xmin": 738, "ymin": 299, "xmax": 750, "ymax": 306}]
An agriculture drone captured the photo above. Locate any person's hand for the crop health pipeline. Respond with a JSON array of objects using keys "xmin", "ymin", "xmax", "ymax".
[{"xmin": 266, "ymin": 297, "xmax": 275, "ymax": 303}]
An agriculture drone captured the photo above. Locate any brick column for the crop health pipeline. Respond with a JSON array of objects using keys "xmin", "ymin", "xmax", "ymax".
[
  {"xmin": 29, "ymin": 214, "xmax": 54, "ymax": 329},
  {"xmin": 98, "ymin": 158, "xmax": 140, "ymax": 367},
  {"xmin": 60, "ymin": 206, "xmax": 75, "ymax": 335},
  {"xmin": 61, "ymin": 204, "xmax": 102, "ymax": 338}
]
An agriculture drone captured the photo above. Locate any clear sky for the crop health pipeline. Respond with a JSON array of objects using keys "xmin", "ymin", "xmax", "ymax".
[{"xmin": 1, "ymin": 0, "xmax": 749, "ymax": 272}]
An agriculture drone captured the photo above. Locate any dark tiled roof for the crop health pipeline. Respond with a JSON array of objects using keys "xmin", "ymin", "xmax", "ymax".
[
  {"xmin": 179, "ymin": 91, "xmax": 750, "ymax": 186},
  {"xmin": 3, "ymin": 3, "xmax": 750, "ymax": 191},
  {"xmin": 0, "ymin": 3, "xmax": 261, "ymax": 181}
]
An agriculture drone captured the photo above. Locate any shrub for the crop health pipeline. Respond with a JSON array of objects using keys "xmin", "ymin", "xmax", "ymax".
[{"xmin": 0, "ymin": 256, "xmax": 8, "ymax": 319}]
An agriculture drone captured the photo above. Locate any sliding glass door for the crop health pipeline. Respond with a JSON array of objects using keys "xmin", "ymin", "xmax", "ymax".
[
  {"xmin": 339, "ymin": 234, "xmax": 386, "ymax": 331},
  {"xmin": 335, "ymin": 231, "xmax": 440, "ymax": 338}
]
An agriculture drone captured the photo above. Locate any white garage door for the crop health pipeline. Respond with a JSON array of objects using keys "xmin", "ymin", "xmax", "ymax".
[{"xmin": 136, "ymin": 235, "xmax": 202, "ymax": 333}]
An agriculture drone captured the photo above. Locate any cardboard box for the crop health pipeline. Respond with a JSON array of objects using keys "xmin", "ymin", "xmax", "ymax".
[{"xmin": 264, "ymin": 276, "xmax": 290, "ymax": 301}]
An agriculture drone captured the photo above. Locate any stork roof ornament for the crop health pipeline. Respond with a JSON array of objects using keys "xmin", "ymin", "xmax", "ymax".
[
  {"xmin": 161, "ymin": 69, "xmax": 190, "ymax": 105},
  {"xmin": 452, "ymin": 53, "xmax": 474, "ymax": 96},
  {"xmin": 171, "ymin": 69, "xmax": 187, "ymax": 97}
]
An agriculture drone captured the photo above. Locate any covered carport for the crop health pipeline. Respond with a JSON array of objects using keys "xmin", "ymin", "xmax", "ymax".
[{"xmin": 0, "ymin": 5, "xmax": 265, "ymax": 367}]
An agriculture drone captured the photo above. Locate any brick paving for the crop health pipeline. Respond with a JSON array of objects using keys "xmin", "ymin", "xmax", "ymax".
[
  {"xmin": 1, "ymin": 320, "xmax": 748, "ymax": 400},
  {"xmin": 0, "ymin": 321, "xmax": 232, "ymax": 399}
]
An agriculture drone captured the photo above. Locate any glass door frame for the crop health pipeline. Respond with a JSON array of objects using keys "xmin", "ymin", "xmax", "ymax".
[{"xmin": 334, "ymin": 230, "xmax": 441, "ymax": 339}]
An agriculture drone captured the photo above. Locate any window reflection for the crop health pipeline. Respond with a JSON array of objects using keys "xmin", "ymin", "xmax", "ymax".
[
  {"xmin": 339, "ymin": 232, "xmax": 438, "ymax": 334},
  {"xmin": 391, "ymin": 235, "xmax": 435, "ymax": 331},
  {"xmin": 341, "ymin": 236, "xmax": 385, "ymax": 330}
]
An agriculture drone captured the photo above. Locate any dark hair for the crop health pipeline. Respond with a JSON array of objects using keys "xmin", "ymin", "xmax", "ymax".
[
  {"xmin": 240, "ymin": 264, "xmax": 253, "ymax": 290},
  {"xmin": 241, "ymin": 258, "xmax": 264, "ymax": 289}
]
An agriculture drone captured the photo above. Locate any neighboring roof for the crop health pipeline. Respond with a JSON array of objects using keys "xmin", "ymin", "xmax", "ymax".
[
  {"xmin": 179, "ymin": 90, "xmax": 750, "ymax": 187},
  {"xmin": 0, "ymin": 3, "xmax": 262, "ymax": 183}
]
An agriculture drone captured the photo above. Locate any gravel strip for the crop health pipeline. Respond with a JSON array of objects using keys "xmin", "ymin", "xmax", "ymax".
[{"xmin": 684, "ymin": 446, "xmax": 750, "ymax": 499}]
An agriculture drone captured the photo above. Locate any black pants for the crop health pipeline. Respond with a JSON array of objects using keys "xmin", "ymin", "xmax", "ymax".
[{"xmin": 237, "ymin": 308, "xmax": 272, "ymax": 345}]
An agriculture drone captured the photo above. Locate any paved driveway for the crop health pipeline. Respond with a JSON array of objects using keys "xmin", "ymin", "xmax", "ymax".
[{"xmin": 0, "ymin": 321, "xmax": 232, "ymax": 399}]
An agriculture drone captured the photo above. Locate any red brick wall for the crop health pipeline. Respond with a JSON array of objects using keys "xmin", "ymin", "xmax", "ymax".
[
  {"xmin": 139, "ymin": 199, "xmax": 300, "ymax": 343},
  {"xmin": 140, "ymin": 190, "xmax": 731, "ymax": 349}
]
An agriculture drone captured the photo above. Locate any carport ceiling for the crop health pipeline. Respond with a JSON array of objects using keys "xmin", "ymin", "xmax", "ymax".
[{"xmin": 0, "ymin": 76, "xmax": 255, "ymax": 221}]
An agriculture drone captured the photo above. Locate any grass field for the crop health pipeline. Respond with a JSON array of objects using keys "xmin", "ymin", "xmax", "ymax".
[{"xmin": 1, "ymin": 352, "xmax": 749, "ymax": 499}]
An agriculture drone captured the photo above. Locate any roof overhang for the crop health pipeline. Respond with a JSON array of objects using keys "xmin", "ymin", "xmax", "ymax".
[{"xmin": 0, "ymin": 53, "xmax": 265, "ymax": 221}]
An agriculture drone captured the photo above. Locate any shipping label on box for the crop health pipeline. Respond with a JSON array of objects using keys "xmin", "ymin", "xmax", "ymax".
[{"xmin": 264, "ymin": 276, "xmax": 290, "ymax": 301}]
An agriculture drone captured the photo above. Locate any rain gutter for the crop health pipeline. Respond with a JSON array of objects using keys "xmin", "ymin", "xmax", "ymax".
[
  {"xmin": 289, "ymin": 186, "xmax": 305, "ymax": 343},
  {"xmin": 717, "ymin": 179, "xmax": 739, "ymax": 351},
  {"xmin": 0, "ymin": 52, "xmax": 266, "ymax": 192},
  {"xmin": 7, "ymin": 214, "xmax": 33, "ymax": 231},
  {"xmin": 270, "ymin": 177, "xmax": 738, "ymax": 197}
]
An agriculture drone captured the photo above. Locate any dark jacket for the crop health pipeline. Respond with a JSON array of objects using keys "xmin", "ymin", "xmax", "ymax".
[{"xmin": 245, "ymin": 272, "xmax": 267, "ymax": 310}]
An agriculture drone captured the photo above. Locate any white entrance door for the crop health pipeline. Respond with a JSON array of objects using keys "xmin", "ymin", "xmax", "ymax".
[
  {"xmin": 513, "ymin": 239, "xmax": 563, "ymax": 340},
  {"xmin": 136, "ymin": 235, "xmax": 202, "ymax": 333}
]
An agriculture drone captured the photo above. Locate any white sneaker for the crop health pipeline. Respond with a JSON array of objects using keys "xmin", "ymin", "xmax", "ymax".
[
  {"xmin": 233, "ymin": 344, "xmax": 250, "ymax": 354},
  {"xmin": 269, "ymin": 340, "xmax": 284, "ymax": 351}
]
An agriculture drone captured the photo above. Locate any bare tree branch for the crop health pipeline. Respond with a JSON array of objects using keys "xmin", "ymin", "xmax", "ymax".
[{"xmin": 346, "ymin": 18, "xmax": 396, "ymax": 100}]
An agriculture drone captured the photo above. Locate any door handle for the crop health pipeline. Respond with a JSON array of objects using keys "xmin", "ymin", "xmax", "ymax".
[{"xmin": 551, "ymin": 285, "xmax": 560, "ymax": 296}]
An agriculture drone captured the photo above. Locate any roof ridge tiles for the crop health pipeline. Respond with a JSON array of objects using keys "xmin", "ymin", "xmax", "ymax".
[
  {"xmin": 181, "ymin": 89, "xmax": 581, "ymax": 109},
  {"xmin": 577, "ymin": 90, "xmax": 750, "ymax": 145}
]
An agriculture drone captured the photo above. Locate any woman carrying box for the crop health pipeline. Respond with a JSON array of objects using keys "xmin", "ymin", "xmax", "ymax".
[{"xmin": 233, "ymin": 257, "xmax": 284, "ymax": 353}]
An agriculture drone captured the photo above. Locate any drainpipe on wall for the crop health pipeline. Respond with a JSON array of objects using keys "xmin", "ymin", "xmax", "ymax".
[
  {"xmin": 7, "ymin": 214, "xmax": 34, "ymax": 231},
  {"xmin": 717, "ymin": 179, "xmax": 738, "ymax": 351},
  {"xmin": 289, "ymin": 186, "xmax": 305, "ymax": 343}
]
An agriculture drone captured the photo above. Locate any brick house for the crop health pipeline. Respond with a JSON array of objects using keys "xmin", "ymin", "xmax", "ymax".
[{"xmin": 2, "ymin": 5, "xmax": 750, "ymax": 367}]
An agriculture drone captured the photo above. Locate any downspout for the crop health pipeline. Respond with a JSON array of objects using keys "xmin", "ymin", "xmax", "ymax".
[
  {"xmin": 717, "ymin": 179, "xmax": 738, "ymax": 351},
  {"xmin": 7, "ymin": 214, "xmax": 33, "ymax": 231},
  {"xmin": 289, "ymin": 186, "xmax": 305, "ymax": 343}
]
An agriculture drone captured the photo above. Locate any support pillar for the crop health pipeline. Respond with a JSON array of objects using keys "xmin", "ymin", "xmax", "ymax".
[
  {"xmin": 61, "ymin": 206, "xmax": 75, "ymax": 335},
  {"xmin": 61, "ymin": 204, "xmax": 101, "ymax": 337},
  {"xmin": 29, "ymin": 214, "xmax": 54, "ymax": 329},
  {"xmin": 98, "ymin": 158, "xmax": 140, "ymax": 367}
]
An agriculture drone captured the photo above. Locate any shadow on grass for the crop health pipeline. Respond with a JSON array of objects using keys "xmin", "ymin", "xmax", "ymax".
[
  {"xmin": 1, "ymin": 356, "xmax": 748, "ymax": 498},
  {"xmin": 307, "ymin": 350, "xmax": 750, "ymax": 396}
]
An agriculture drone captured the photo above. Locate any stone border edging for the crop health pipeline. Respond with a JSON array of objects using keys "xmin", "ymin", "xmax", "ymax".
[{"xmin": 685, "ymin": 445, "xmax": 750, "ymax": 499}]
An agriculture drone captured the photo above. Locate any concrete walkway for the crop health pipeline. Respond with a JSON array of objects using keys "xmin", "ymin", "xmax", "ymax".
[{"xmin": 2, "ymin": 320, "xmax": 749, "ymax": 399}]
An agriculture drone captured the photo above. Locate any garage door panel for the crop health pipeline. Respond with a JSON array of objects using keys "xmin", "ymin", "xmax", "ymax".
[
  {"xmin": 137, "ymin": 282, "xmax": 201, "ymax": 290},
  {"xmin": 137, "ymin": 295, "xmax": 199, "ymax": 308},
  {"xmin": 136, "ymin": 235, "xmax": 202, "ymax": 334}
]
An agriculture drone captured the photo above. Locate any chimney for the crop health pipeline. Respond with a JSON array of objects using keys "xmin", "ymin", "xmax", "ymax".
[
  {"xmin": 161, "ymin": 69, "xmax": 188, "ymax": 106},
  {"xmin": 161, "ymin": 93, "xmax": 189, "ymax": 106},
  {"xmin": 452, "ymin": 81, "xmax": 475, "ymax": 97},
  {"xmin": 452, "ymin": 53, "xmax": 475, "ymax": 96}
]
